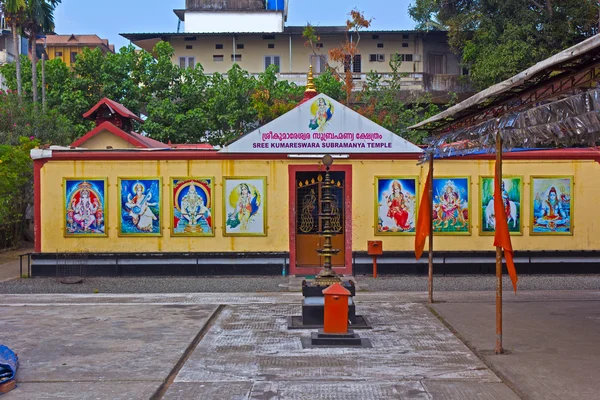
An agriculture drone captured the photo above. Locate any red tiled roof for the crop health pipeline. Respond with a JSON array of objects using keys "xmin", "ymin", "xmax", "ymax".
[
  {"xmin": 37, "ymin": 34, "xmax": 114, "ymax": 53},
  {"xmin": 83, "ymin": 97, "xmax": 144, "ymax": 123},
  {"xmin": 71, "ymin": 121, "xmax": 169, "ymax": 149}
]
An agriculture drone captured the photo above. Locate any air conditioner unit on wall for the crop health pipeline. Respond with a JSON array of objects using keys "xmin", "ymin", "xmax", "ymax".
[
  {"xmin": 413, "ymin": 54, "xmax": 422, "ymax": 62},
  {"xmin": 377, "ymin": 54, "xmax": 385, "ymax": 62}
]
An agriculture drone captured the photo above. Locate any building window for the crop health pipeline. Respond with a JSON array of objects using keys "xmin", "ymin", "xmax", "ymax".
[
  {"xmin": 70, "ymin": 52, "xmax": 77, "ymax": 64},
  {"xmin": 402, "ymin": 43, "xmax": 409, "ymax": 48},
  {"xmin": 237, "ymin": 43, "xmax": 244, "ymax": 49},
  {"xmin": 215, "ymin": 44, "xmax": 223, "ymax": 49},
  {"xmin": 392, "ymin": 53, "xmax": 413, "ymax": 62},
  {"xmin": 55, "ymin": 51, "xmax": 63, "ymax": 57},
  {"xmin": 186, "ymin": 45, "xmax": 193, "ymax": 49},
  {"xmin": 231, "ymin": 54, "xmax": 242, "ymax": 62},
  {"xmin": 264, "ymin": 55, "xmax": 280, "ymax": 72},
  {"xmin": 372, "ymin": 34, "xmax": 379, "ymax": 39},
  {"xmin": 377, "ymin": 43, "xmax": 384, "ymax": 48},
  {"xmin": 316, "ymin": 43, "xmax": 323, "ymax": 49},
  {"xmin": 369, "ymin": 54, "xmax": 385, "ymax": 62},
  {"xmin": 213, "ymin": 55, "xmax": 224, "ymax": 62},
  {"xmin": 184, "ymin": 36, "xmax": 197, "ymax": 41},
  {"xmin": 344, "ymin": 54, "xmax": 362, "ymax": 73},
  {"xmin": 402, "ymin": 34, "xmax": 409, "ymax": 39},
  {"xmin": 268, "ymin": 43, "xmax": 275, "ymax": 49},
  {"xmin": 179, "ymin": 56, "xmax": 196, "ymax": 69},
  {"xmin": 263, "ymin": 35, "xmax": 276, "ymax": 40}
]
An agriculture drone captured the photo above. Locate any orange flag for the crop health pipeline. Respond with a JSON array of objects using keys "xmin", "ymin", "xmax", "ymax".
[
  {"xmin": 415, "ymin": 168, "xmax": 432, "ymax": 260},
  {"xmin": 493, "ymin": 163, "xmax": 518, "ymax": 293}
]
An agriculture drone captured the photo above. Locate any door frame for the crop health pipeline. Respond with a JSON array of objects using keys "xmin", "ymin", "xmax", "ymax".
[{"xmin": 288, "ymin": 164, "xmax": 353, "ymax": 276}]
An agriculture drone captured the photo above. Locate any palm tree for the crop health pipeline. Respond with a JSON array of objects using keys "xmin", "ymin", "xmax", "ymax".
[
  {"xmin": 1, "ymin": 0, "xmax": 26, "ymax": 98},
  {"xmin": 21, "ymin": 0, "xmax": 60, "ymax": 105}
]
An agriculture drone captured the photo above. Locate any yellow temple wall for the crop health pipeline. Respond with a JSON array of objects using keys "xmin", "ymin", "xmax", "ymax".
[{"xmin": 39, "ymin": 157, "xmax": 600, "ymax": 253}]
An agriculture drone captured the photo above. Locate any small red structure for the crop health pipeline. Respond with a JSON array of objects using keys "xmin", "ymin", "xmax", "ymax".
[
  {"xmin": 322, "ymin": 283, "xmax": 352, "ymax": 334},
  {"xmin": 367, "ymin": 240, "xmax": 383, "ymax": 278}
]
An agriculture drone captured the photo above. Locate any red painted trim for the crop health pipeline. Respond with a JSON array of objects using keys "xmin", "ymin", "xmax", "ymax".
[
  {"xmin": 288, "ymin": 164, "xmax": 353, "ymax": 276},
  {"xmin": 71, "ymin": 122, "xmax": 153, "ymax": 148},
  {"xmin": 452, "ymin": 148, "xmax": 600, "ymax": 161},
  {"xmin": 33, "ymin": 159, "xmax": 48, "ymax": 253}
]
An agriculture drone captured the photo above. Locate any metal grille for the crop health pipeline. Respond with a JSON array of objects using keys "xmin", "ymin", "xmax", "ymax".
[
  {"xmin": 296, "ymin": 173, "xmax": 344, "ymax": 235},
  {"xmin": 56, "ymin": 253, "xmax": 88, "ymax": 278}
]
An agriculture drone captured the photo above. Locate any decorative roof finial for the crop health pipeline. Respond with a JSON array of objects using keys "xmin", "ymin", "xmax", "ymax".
[{"xmin": 305, "ymin": 65, "xmax": 317, "ymax": 92}]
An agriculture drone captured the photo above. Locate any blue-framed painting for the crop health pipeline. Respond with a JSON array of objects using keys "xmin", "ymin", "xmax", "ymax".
[
  {"xmin": 530, "ymin": 176, "xmax": 573, "ymax": 235},
  {"xmin": 64, "ymin": 178, "xmax": 107, "ymax": 237},
  {"xmin": 375, "ymin": 176, "xmax": 418, "ymax": 235},
  {"xmin": 118, "ymin": 178, "xmax": 162, "ymax": 236},
  {"xmin": 432, "ymin": 177, "xmax": 471, "ymax": 235},
  {"xmin": 171, "ymin": 178, "xmax": 214, "ymax": 237}
]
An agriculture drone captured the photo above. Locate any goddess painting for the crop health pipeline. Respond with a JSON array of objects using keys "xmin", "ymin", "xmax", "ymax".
[
  {"xmin": 531, "ymin": 177, "xmax": 573, "ymax": 234},
  {"xmin": 119, "ymin": 178, "xmax": 161, "ymax": 236},
  {"xmin": 223, "ymin": 177, "xmax": 266, "ymax": 236},
  {"xmin": 308, "ymin": 97, "xmax": 334, "ymax": 132},
  {"xmin": 375, "ymin": 177, "xmax": 417, "ymax": 235},
  {"xmin": 432, "ymin": 177, "xmax": 470, "ymax": 234},
  {"xmin": 64, "ymin": 179, "xmax": 106, "ymax": 237},
  {"xmin": 172, "ymin": 178, "xmax": 214, "ymax": 236}
]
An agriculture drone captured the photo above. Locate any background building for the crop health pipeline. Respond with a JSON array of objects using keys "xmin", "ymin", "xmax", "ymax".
[
  {"xmin": 0, "ymin": 11, "xmax": 27, "ymax": 89},
  {"xmin": 121, "ymin": 0, "xmax": 471, "ymax": 99},
  {"xmin": 37, "ymin": 34, "xmax": 115, "ymax": 67}
]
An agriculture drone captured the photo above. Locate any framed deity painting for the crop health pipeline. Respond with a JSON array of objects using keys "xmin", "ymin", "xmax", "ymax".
[
  {"xmin": 171, "ymin": 178, "xmax": 214, "ymax": 237},
  {"xmin": 118, "ymin": 178, "xmax": 162, "ymax": 236},
  {"xmin": 374, "ymin": 176, "xmax": 418, "ymax": 235},
  {"xmin": 222, "ymin": 177, "xmax": 267, "ymax": 237},
  {"xmin": 479, "ymin": 176, "xmax": 523, "ymax": 236},
  {"xmin": 432, "ymin": 177, "xmax": 471, "ymax": 235},
  {"xmin": 64, "ymin": 178, "xmax": 107, "ymax": 237},
  {"xmin": 530, "ymin": 176, "xmax": 573, "ymax": 235}
]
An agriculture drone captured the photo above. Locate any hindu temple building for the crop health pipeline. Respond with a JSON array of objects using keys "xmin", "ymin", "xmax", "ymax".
[{"xmin": 30, "ymin": 35, "xmax": 600, "ymax": 276}]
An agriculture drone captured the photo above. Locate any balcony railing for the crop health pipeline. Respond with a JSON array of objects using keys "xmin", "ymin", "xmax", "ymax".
[{"xmin": 230, "ymin": 72, "xmax": 473, "ymax": 94}]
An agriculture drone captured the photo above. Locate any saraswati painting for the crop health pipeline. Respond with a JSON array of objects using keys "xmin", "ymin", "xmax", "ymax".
[
  {"xmin": 64, "ymin": 179, "xmax": 107, "ymax": 237},
  {"xmin": 118, "ymin": 178, "xmax": 162, "ymax": 236},
  {"xmin": 432, "ymin": 177, "xmax": 471, "ymax": 235}
]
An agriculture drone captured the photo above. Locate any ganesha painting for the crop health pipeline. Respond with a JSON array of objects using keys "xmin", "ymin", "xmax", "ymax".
[{"xmin": 64, "ymin": 179, "xmax": 107, "ymax": 237}]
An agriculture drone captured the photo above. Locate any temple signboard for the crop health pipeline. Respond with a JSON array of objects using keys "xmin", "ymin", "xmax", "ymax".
[{"xmin": 220, "ymin": 94, "xmax": 423, "ymax": 154}]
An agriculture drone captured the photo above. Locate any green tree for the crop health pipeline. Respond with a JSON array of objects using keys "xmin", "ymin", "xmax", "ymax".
[
  {"xmin": 409, "ymin": 0, "xmax": 599, "ymax": 89},
  {"xmin": 0, "ymin": 136, "xmax": 39, "ymax": 248},
  {"xmin": 21, "ymin": 0, "xmax": 60, "ymax": 104},
  {"xmin": 1, "ymin": 0, "xmax": 26, "ymax": 98}
]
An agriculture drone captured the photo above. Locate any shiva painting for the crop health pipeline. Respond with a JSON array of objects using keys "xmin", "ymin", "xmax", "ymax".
[
  {"xmin": 64, "ymin": 179, "xmax": 107, "ymax": 237},
  {"xmin": 223, "ymin": 177, "xmax": 266, "ymax": 236},
  {"xmin": 308, "ymin": 97, "xmax": 334, "ymax": 132},
  {"xmin": 375, "ymin": 177, "xmax": 418, "ymax": 235},
  {"xmin": 171, "ymin": 178, "xmax": 214, "ymax": 237},
  {"xmin": 432, "ymin": 177, "xmax": 471, "ymax": 235},
  {"xmin": 531, "ymin": 176, "xmax": 573, "ymax": 235},
  {"xmin": 118, "ymin": 178, "xmax": 162, "ymax": 236},
  {"xmin": 479, "ymin": 176, "xmax": 523, "ymax": 236}
]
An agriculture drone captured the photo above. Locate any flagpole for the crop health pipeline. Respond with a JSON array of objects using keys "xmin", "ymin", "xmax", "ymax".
[
  {"xmin": 495, "ymin": 130, "xmax": 504, "ymax": 355},
  {"xmin": 428, "ymin": 155, "xmax": 434, "ymax": 304}
]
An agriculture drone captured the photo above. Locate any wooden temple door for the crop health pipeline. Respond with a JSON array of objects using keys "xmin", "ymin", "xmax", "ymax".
[{"xmin": 295, "ymin": 171, "xmax": 345, "ymax": 269}]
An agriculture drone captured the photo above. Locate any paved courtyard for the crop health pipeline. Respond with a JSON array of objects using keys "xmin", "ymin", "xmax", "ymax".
[{"xmin": 1, "ymin": 291, "xmax": 599, "ymax": 399}]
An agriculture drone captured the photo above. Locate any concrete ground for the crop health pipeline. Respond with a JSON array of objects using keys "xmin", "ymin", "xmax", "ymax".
[{"xmin": 1, "ymin": 290, "xmax": 599, "ymax": 399}]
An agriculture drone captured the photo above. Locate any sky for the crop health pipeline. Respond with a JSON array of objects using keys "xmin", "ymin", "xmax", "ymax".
[{"xmin": 54, "ymin": 0, "xmax": 417, "ymax": 51}]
